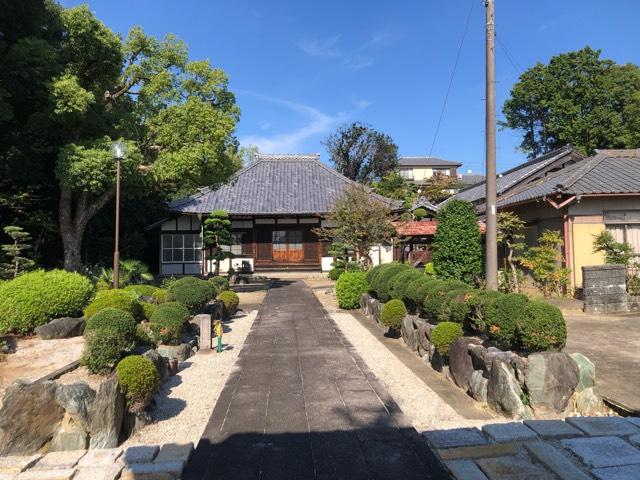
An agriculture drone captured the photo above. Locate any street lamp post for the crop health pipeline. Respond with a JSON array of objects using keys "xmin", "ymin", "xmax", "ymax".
[{"xmin": 111, "ymin": 140, "xmax": 126, "ymax": 289}]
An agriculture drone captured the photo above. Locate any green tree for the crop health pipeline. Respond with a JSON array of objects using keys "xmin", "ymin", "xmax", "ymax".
[
  {"xmin": 0, "ymin": 226, "xmax": 35, "ymax": 279},
  {"xmin": 421, "ymin": 172, "xmax": 457, "ymax": 204},
  {"xmin": 502, "ymin": 46, "xmax": 640, "ymax": 158},
  {"xmin": 497, "ymin": 212, "xmax": 527, "ymax": 293},
  {"xmin": 324, "ymin": 122, "xmax": 398, "ymax": 183},
  {"xmin": 314, "ymin": 185, "xmax": 396, "ymax": 268},
  {"xmin": 592, "ymin": 230, "xmax": 635, "ymax": 266},
  {"xmin": 432, "ymin": 200, "xmax": 482, "ymax": 284},
  {"xmin": 203, "ymin": 210, "xmax": 233, "ymax": 276},
  {"xmin": 373, "ymin": 172, "xmax": 416, "ymax": 206},
  {"xmin": 520, "ymin": 230, "xmax": 570, "ymax": 297}
]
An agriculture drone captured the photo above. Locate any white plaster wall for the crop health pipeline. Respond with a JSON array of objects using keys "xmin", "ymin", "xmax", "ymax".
[{"xmin": 321, "ymin": 257, "xmax": 333, "ymax": 271}]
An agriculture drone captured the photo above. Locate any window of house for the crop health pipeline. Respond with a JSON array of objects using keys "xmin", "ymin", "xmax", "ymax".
[
  {"xmin": 272, "ymin": 230, "xmax": 303, "ymax": 250},
  {"xmin": 162, "ymin": 233, "xmax": 202, "ymax": 263},
  {"xmin": 604, "ymin": 210, "xmax": 640, "ymax": 254},
  {"xmin": 399, "ymin": 168, "xmax": 414, "ymax": 180}
]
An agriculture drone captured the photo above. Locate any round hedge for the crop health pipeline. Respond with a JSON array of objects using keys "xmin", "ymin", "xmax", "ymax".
[
  {"xmin": 405, "ymin": 276, "xmax": 439, "ymax": 308},
  {"xmin": 421, "ymin": 279, "xmax": 467, "ymax": 319},
  {"xmin": 486, "ymin": 293, "xmax": 529, "ymax": 349},
  {"xmin": 388, "ymin": 269, "xmax": 424, "ymax": 302},
  {"xmin": 0, "ymin": 269, "xmax": 94, "ymax": 334},
  {"xmin": 116, "ymin": 355, "xmax": 159, "ymax": 413},
  {"xmin": 431, "ymin": 322, "xmax": 463, "ymax": 357},
  {"xmin": 380, "ymin": 299, "xmax": 407, "ymax": 331},
  {"xmin": 217, "ymin": 290, "xmax": 240, "ymax": 313},
  {"xmin": 336, "ymin": 271, "xmax": 369, "ymax": 309},
  {"xmin": 519, "ymin": 301, "xmax": 567, "ymax": 351},
  {"xmin": 368, "ymin": 262, "xmax": 401, "ymax": 295},
  {"xmin": 84, "ymin": 289, "xmax": 142, "ymax": 320},
  {"xmin": 413, "ymin": 207, "xmax": 427, "ymax": 219},
  {"xmin": 151, "ymin": 288, "xmax": 168, "ymax": 304},
  {"xmin": 123, "ymin": 284, "xmax": 158, "ymax": 298},
  {"xmin": 82, "ymin": 308, "xmax": 137, "ymax": 374},
  {"xmin": 366, "ymin": 264, "xmax": 384, "ymax": 285},
  {"xmin": 328, "ymin": 267, "xmax": 343, "ymax": 281},
  {"xmin": 464, "ymin": 290, "xmax": 503, "ymax": 333},
  {"xmin": 141, "ymin": 302, "xmax": 157, "ymax": 321},
  {"xmin": 167, "ymin": 277, "xmax": 216, "ymax": 310},
  {"xmin": 436, "ymin": 287, "xmax": 474, "ymax": 323},
  {"xmin": 373, "ymin": 263, "xmax": 412, "ymax": 302},
  {"xmin": 209, "ymin": 275, "xmax": 230, "ymax": 291},
  {"xmin": 149, "ymin": 302, "xmax": 189, "ymax": 345}
]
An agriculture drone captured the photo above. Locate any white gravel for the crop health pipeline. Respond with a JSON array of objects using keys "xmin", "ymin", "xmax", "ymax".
[
  {"xmin": 328, "ymin": 310, "xmax": 501, "ymax": 432},
  {"xmin": 124, "ymin": 309, "xmax": 258, "ymax": 446}
]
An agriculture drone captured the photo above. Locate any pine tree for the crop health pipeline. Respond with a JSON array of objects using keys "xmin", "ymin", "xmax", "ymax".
[
  {"xmin": 1, "ymin": 226, "xmax": 35, "ymax": 279},
  {"xmin": 203, "ymin": 210, "xmax": 233, "ymax": 275}
]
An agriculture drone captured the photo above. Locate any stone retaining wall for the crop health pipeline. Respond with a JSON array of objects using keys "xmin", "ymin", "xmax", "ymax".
[{"xmin": 582, "ymin": 264, "xmax": 628, "ymax": 313}]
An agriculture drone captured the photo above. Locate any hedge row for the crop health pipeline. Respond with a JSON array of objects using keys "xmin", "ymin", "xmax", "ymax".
[{"xmin": 367, "ymin": 263, "xmax": 566, "ymax": 352}]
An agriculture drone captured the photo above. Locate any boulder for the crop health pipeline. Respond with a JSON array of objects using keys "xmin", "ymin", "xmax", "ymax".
[
  {"xmin": 360, "ymin": 293, "xmax": 371, "ymax": 315},
  {"xmin": 34, "ymin": 317, "xmax": 85, "ymax": 340},
  {"xmin": 570, "ymin": 353, "xmax": 596, "ymax": 392},
  {"xmin": 88, "ymin": 375, "xmax": 125, "ymax": 449},
  {"xmin": 573, "ymin": 387, "xmax": 603, "ymax": 415},
  {"xmin": 417, "ymin": 323, "xmax": 433, "ymax": 353},
  {"xmin": 0, "ymin": 380, "xmax": 64, "ymax": 455},
  {"xmin": 487, "ymin": 358, "xmax": 531, "ymax": 419},
  {"xmin": 370, "ymin": 299, "xmax": 382, "ymax": 324},
  {"xmin": 469, "ymin": 370, "xmax": 488, "ymax": 402},
  {"xmin": 430, "ymin": 350, "xmax": 444, "ymax": 372},
  {"xmin": 139, "ymin": 295, "xmax": 156, "ymax": 304},
  {"xmin": 525, "ymin": 352, "xmax": 579, "ymax": 417},
  {"xmin": 50, "ymin": 412, "xmax": 89, "ymax": 451},
  {"xmin": 449, "ymin": 337, "xmax": 482, "ymax": 392},
  {"xmin": 401, "ymin": 315, "xmax": 415, "ymax": 346},
  {"xmin": 510, "ymin": 355, "xmax": 527, "ymax": 387},
  {"xmin": 55, "ymin": 383, "xmax": 95, "ymax": 431},
  {"xmin": 156, "ymin": 343, "xmax": 192, "ymax": 361},
  {"xmin": 484, "ymin": 347, "xmax": 514, "ymax": 373},
  {"xmin": 469, "ymin": 344, "xmax": 488, "ymax": 371},
  {"xmin": 122, "ymin": 410, "xmax": 153, "ymax": 439},
  {"xmin": 143, "ymin": 349, "xmax": 168, "ymax": 384}
]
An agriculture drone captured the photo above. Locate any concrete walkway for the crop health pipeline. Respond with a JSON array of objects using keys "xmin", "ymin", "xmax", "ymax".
[{"xmin": 185, "ymin": 281, "xmax": 449, "ymax": 480}]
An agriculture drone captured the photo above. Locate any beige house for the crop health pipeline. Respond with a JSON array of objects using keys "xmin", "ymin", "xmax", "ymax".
[{"xmin": 397, "ymin": 156, "xmax": 461, "ymax": 184}]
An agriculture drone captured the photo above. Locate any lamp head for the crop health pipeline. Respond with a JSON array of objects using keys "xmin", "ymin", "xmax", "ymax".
[{"xmin": 112, "ymin": 140, "xmax": 126, "ymax": 159}]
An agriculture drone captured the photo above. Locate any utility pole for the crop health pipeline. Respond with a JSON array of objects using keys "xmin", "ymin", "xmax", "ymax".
[{"xmin": 485, "ymin": 0, "xmax": 498, "ymax": 290}]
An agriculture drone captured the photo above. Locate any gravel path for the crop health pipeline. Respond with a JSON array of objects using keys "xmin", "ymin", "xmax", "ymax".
[
  {"xmin": 124, "ymin": 309, "xmax": 258, "ymax": 446},
  {"xmin": 328, "ymin": 310, "xmax": 501, "ymax": 432}
]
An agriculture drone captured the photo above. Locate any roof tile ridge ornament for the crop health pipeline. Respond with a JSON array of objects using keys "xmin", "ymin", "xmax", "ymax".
[{"xmin": 254, "ymin": 153, "xmax": 321, "ymax": 161}]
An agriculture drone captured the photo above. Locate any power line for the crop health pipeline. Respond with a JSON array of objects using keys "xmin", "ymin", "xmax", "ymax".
[
  {"xmin": 495, "ymin": 33, "xmax": 523, "ymax": 73},
  {"xmin": 427, "ymin": 0, "xmax": 476, "ymax": 159}
]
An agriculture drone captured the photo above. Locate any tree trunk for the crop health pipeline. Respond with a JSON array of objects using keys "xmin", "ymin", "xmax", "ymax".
[{"xmin": 507, "ymin": 247, "xmax": 520, "ymax": 293}]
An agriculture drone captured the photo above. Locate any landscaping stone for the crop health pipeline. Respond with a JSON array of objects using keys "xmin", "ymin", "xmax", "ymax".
[
  {"xmin": 560, "ymin": 436, "xmax": 640, "ymax": 468},
  {"xmin": 570, "ymin": 353, "xmax": 596, "ymax": 392},
  {"xmin": 16, "ymin": 468, "xmax": 76, "ymax": 480},
  {"xmin": 525, "ymin": 352, "xmax": 579, "ymax": 417},
  {"xmin": 422, "ymin": 427, "xmax": 488, "ymax": 449},
  {"xmin": 154, "ymin": 442, "xmax": 193, "ymax": 466},
  {"xmin": 34, "ymin": 317, "xmax": 85, "ymax": 340},
  {"xmin": 0, "ymin": 455, "xmax": 42, "ymax": 474},
  {"xmin": 469, "ymin": 344, "xmax": 488, "ymax": 371},
  {"xmin": 469, "ymin": 370, "xmax": 488, "ymax": 402},
  {"xmin": 142, "ymin": 349, "xmax": 168, "ymax": 384},
  {"xmin": 574, "ymin": 387, "xmax": 603, "ymax": 415},
  {"xmin": 592, "ymin": 464, "xmax": 640, "ymax": 480},
  {"xmin": 417, "ymin": 323, "xmax": 433, "ymax": 351},
  {"xmin": 401, "ymin": 315, "xmax": 419, "ymax": 352},
  {"xmin": 524, "ymin": 420, "xmax": 584, "ymax": 439},
  {"xmin": 524, "ymin": 442, "xmax": 592, "ymax": 480},
  {"xmin": 77, "ymin": 448, "xmax": 122, "ymax": 467},
  {"xmin": 359, "ymin": 293, "xmax": 370, "ymax": 315},
  {"xmin": 74, "ymin": 464, "xmax": 123, "ymax": 480},
  {"xmin": 31, "ymin": 450, "xmax": 86, "ymax": 470},
  {"xmin": 156, "ymin": 343, "xmax": 192, "ymax": 361},
  {"xmin": 449, "ymin": 337, "xmax": 482, "ymax": 392},
  {"xmin": 49, "ymin": 413, "xmax": 89, "ymax": 451},
  {"xmin": 120, "ymin": 461, "xmax": 184, "ymax": 480},
  {"xmin": 482, "ymin": 422, "xmax": 538, "ymax": 442},
  {"xmin": 88, "ymin": 375, "xmax": 125, "ymax": 449},
  {"xmin": 484, "ymin": 347, "xmax": 514, "ymax": 373},
  {"xmin": 430, "ymin": 350, "xmax": 444, "ymax": 372},
  {"xmin": 565, "ymin": 417, "xmax": 640, "ymax": 437},
  {"xmin": 122, "ymin": 445, "xmax": 159, "ymax": 464},
  {"xmin": 475, "ymin": 454, "xmax": 550, "ymax": 479},
  {"xmin": 0, "ymin": 380, "xmax": 64, "ymax": 455},
  {"xmin": 510, "ymin": 355, "xmax": 527, "ymax": 387},
  {"xmin": 445, "ymin": 460, "xmax": 488, "ymax": 480},
  {"xmin": 487, "ymin": 358, "xmax": 530, "ymax": 419},
  {"xmin": 436, "ymin": 443, "xmax": 519, "ymax": 461},
  {"xmin": 55, "ymin": 383, "xmax": 95, "ymax": 431}
]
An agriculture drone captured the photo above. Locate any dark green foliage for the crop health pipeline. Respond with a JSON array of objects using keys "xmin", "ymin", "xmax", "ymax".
[
  {"xmin": 486, "ymin": 293, "xmax": 529, "ymax": 349},
  {"xmin": 380, "ymin": 299, "xmax": 407, "ymax": 331},
  {"xmin": 151, "ymin": 288, "xmax": 168, "ymax": 304},
  {"xmin": 336, "ymin": 272, "xmax": 369, "ymax": 309},
  {"xmin": 366, "ymin": 264, "xmax": 384, "ymax": 285},
  {"xmin": 421, "ymin": 279, "xmax": 468, "ymax": 320},
  {"xmin": 217, "ymin": 290, "xmax": 240, "ymax": 313},
  {"xmin": 404, "ymin": 276, "xmax": 438, "ymax": 313},
  {"xmin": 464, "ymin": 290, "xmax": 503, "ymax": 332},
  {"xmin": 209, "ymin": 275, "xmax": 230, "ymax": 291},
  {"xmin": 84, "ymin": 289, "xmax": 142, "ymax": 320},
  {"xmin": 82, "ymin": 308, "xmax": 137, "ymax": 374},
  {"xmin": 116, "ymin": 355, "xmax": 159, "ymax": 413},
  {"xmin": 519, "ymin": 301, "xmax": 567, "ymax": 351},
  {"xmin": 203, "ymin": 210, "xmax": 233, "ymax": 276},
  {"xmin": 0, "ymin": 225, "xmax": 35, "ymax": 279},
  {"xmin": 0, "ymin": 269, "xmax": 94, "ymax": 334},
  {"xmin": 388, "ymin": 269, "xmax": 424, "ymax": 301},
  {"xmin": 328, "ymin": 267, "xmax": 343, "ymax": 281},
  {"xmin": 372, "ymin": 263, "xmax": 412, "ymax": 302},
  {"xmin": 167, "ymin": 276, "xmax": 216, "ymax": 311},
  {"xmin": 431, "ymin": 322, "xmax": 463, "ymax": 357},
  {"xmin": 438, "ymin": 288, "xmax": 474, "ymax": 323},
  {"xmin": 124, "ymin": 284, "xmax": 158, "ymax": 298},
  {"xmin": 432, "ymin": 200, "xmax": 483, "ymax": 284},
  {"xmin": 149, "ymin": 302, "xmax": 189, "ymax": 345},
  {"xmin": 141, "ymin": 302, "xmax": 157, "ymax": 321}
]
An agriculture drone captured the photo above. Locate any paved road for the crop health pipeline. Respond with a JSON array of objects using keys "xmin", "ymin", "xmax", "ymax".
[{"xmin": 185, "ymin": 281, "xmax": 449, "ymax": 480}]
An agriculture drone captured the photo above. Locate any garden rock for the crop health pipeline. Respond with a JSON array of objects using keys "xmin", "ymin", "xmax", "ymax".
[
  {"xmin": 417, "ymin": 323, "xmax": 433, "ymax": 352},
  {"xmin": 50, "ymin": 412, "xmax": 89, "ymax": 451},
  {"xmin": 469, "ymin": 344, "xmax": 487, "ymax": 371},
  {"xmin": 156, "ymin": 343, "xmax": 192, "ymax": 361},
  {"xmin": 449, "ymin": 337, "xmax": 482, "ymax": 392},
  {"xmin": 143, "ymin": 349, "xmax": 168, "ymax": 384},
  {"xmin": 525, "ymin": 352, "xmax": 579, "ymax": 417},
  {"xmin": 88, "ymin": 375, "xmax": 125, "ymax": 449},
  {"xmin": 570, "ymin": 353, "xmax": 596, "ymax": 392},
  {"xmin": 401, "ymin": 315, "xmax": 414, "ymax": 344},
  {"xmin": 469, "ymin": 370, "xmax": 488, "ymax": 402},
  {"xmin": 573, "ymin": 387, "xmax": 603, "ymax": 415},
  {"xmin": 487, "ymin": 358, "xmax": 530, "ymax": 419},
  {"xmin": 34, "ymin": 317, "xmax": 85, "ymax": 340},
  {"xmin": 360, "ymin": 294, "xmax": 371, "ymax": 315},
  {"xmin": 430, "ymin": 350, "xmax": 444, "ymax": 372},
  {"xmin": 0, "ymin": 380, "xmax": 64, "ymax": 455},
  {"xmin": 140, "ymin": 295, "xmax": 156, "ymax": 304},
  {"xmin": 55, "ymin": 383, "xmax": 95, "ymax": 431},
  {"xmin": 484, "ymin": 347, "xmax": 514, "ymax": 373},
  {"xmin": 510, "ymin": 355, "xmax": 527, "ymax": 387}
]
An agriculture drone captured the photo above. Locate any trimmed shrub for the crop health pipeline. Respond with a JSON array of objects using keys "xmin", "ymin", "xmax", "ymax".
[
  {"xmin": 421, "ymin": 279, "xmax": 467, "ymax": 320},
  {"xmin": 519, "ymin": 301, "xmax": 567, "ymax": 351},
  {"xmin": 167, "ymin": 276, "xmax": 216, "ymax": 311},
  {"xmin": 217, "ymin": 290, "xmax": 240, "ymax": 313},
  {"xmin": 0, "ymin": 269, "xmax": 94, "ymax": 334},
  {"xmin": 380, "ymin": 299, "xmax": 407, "ymax": 331},
  {"xmin": 336, "ymin": 272, "xmax": 369, "ymax": 309},
  {"xmin": 374, "ymin": 263, "xmax": 412, "ymax": 302},
  {"xmin": 82, "ymin": 308, "xmax": 137, "ymax": 374},
  {"xmin": 436, "ymin": 287, "xmax": 474, "ymax": 323},
  {"xmin": 328, "ymin": 267, "xmax": 343, "ymax": 281},
  {"xmin": 413, "ymin": 207, "xmax": 427, "ymax": 219},
  {"xmin": 368, "ymin": 262, "xmax": 401, "ymax": 295},
  {"xmin": 151, "ymin": 288, "xmax": 168, "ymax": 304},
  {"xmin": 464, "ymin": 290, "xmax": 503, "ymax": 333},
  {"xmin": 366, "ymin": 264, "xmax": 384, "ymax": 285},
  {"xmin": 405, "ymin": 276, "xmax": 439, "ymax": 307},
  {"xmin": 141, "ymin": 302, "xmax": 157, "ymax": 321},
  {"xmin": 431, "ymin": 322, "xmax": 463, "ymax": 357},
  {"xmin": 486, "ymin": 293, "xmax": 529, "ymax": 349},
  {"xmin": 388, "ymin": 269, "xmax": 424, "ymax": 301},
  {"xmin": 209, "ymin": 275, "xmax": 230, "ymax": 291},
  {"xmin": 149, "ymin": 302, "xmax": 189, "ymax": 345},
  {"xmin": 116, "ymin": 355, "xmax": 159, "ymax": 413},
  {"xmin": 84, "ymin": 289, "xmax": 142, "ymax": 320},
  {"xmin": 124, "ymin": 284, "xmax": 158, "ymax": 298}
]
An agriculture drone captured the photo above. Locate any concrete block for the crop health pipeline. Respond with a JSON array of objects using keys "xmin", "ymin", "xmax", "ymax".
[
  {"xmin": 437, "ymin": 443, "xmax": 519, "ymax": 461},
  {"xmin": 122, "ymin": 445, "xmax": 159, "ymax": 464},
  {"xmin": 561, "ymin": 436, "xmax": 640, "ymax": 468},
  {"xmin": 525, "ymin": 442, "xmax": 592, "ymax": 480},
  {"xmin": 31, "ymin": 450, "xmax": 86, "ymax": 470},
  {"xmin": 0, "ymin": 455, "xmax": 42, "ymax": 474},
  {"xmin": 120, "ymin": 461, "xmax": 183, "ymax": 480},
  {"xmin": 566, "ymin": 416, "xmax": 640, "ymax": 437},
  {"xmin": 445, "ymin": 459, "xmax": 488, "ymax": 479},
  {"xmin": 154, "ymin": 442, "xmax": 193, "ymax": 466},
  {"xmin": 482, "ymin": 422, "xmax": 538, "ymax": 443},
  {"xmin": 16, "ymin": 469, "xmax": 76, "ymax": 480},
  {"xmin": 423, "ymin": 428, "xmax": 488, "ymax": 449},
  {"xmin": 73, "ymin": 464, "xmax": 123, "ymax": 480},
  {"xmin": 475, "ymin": 455, "xmax": 549, "ymax": 478},
  {"xmin": 592, "ymin": 464, "xmax": 640, "ymax": 480},
  {"xmin": 77, "ymin": 448, "xmax": 122, "ymax": 467},
  {"xmin": 524, "ymin": 420, "xmax": 585, "ymax": 439}
]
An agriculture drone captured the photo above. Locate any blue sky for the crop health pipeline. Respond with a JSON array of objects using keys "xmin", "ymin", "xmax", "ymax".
[{"xmin": 62, "ymin": 0, "xmax": 640, "ymax": 174}]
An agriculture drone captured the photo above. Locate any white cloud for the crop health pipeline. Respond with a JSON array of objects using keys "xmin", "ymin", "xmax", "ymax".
[
  {"xmin": 343, "ymin": 56, "xmax": 375, "ymax": 71},
  {"xmin": 299, "ymin": 35, "xmax": 342, "ymax": 58}
]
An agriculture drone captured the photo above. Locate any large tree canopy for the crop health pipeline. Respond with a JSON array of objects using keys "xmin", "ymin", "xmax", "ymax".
[
  {"xmin": 502, "ymin": 47, "xmax": 640, "ymax": 158},
  {"xmin": 324, "ymin": 122, "xmax": 398, "ymax": 183}
]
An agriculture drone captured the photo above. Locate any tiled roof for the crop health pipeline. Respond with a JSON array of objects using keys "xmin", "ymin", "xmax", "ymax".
[
  {"xmin": 499, "ymin": 149, "xmax": 640, "ymax": 207},
  {"xmin": 394, "ymin": 220, "xmax": 486, "ymax": 236},
  {"xmin": 168, "ymin": 154, "xmax": 399, "ymax": 215},
  {"xmin": 411, "ymin": 196, "xmax": 439, "ymax": 213},
  {"xmin": 458, "ymin": 173, "xmax": 485, "ymax": 185},
  {"xmin": 398, "ymin": 156, "xmax": 462, "ymax": 167},
  {"xmin": 453, "ymin": 145, "xmax": 581, "ymax": 204}
]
